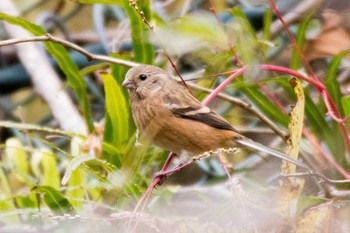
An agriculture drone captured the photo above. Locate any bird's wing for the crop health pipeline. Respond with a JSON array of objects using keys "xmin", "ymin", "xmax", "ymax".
[{"xmin": 163, "ymin": 89, "xmax": 238, "ymax": 132}]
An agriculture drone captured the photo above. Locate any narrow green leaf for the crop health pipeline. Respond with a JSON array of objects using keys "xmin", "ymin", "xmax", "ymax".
[
  {"xmin": 62, "ymin": 154, "xmax": 93, "ymax": 186},
  {"xmin": 102, "ymin": 72, "xmax": 129, "ymax": 145},
  {"xmin": 65, "ymin": 137, "xmax": 87, "ymax": 207},
  {"xmin": 5, "ymin": 138, "xmax": 29, "ymax": 183},
  {"xmin": 122, "ymin": 0, "xmax": 154, "ymax": 64},
  {"xmin": 325, "ymin": 50, "xmax": 350, "ymax": 115},
  {"xmin": 0, "ymin": 13, "xmax": 93, "ymax": 132},
  {"xmin": 15, "ymin": 195, "xmax": 37, "ymax": 208},
  {"xmin": 237, "ymin": 82, "xmax": 289, "ymax": 126},
  {"xmin": 102, "ymin": 72, "xmax": 129, "ymax": 166},
  {"xmin": 40, "ymin": 149, "xmax": 60, "ymax": 189},
  {"xmin": 297, "ymin": 196, "xmax": 328, "ymax": 216},
  {"xmin": 32, "ymin": 185, "xmax": 76, "ymax": 215},
  {"xmin": 110, "ymin": 53, "xmax": 136, "ymax": 134},
  {"xmin": 341, "ymin": 96, "xmax": 350, "ymax": 128},
  {"xmin": 262, "ymin": 7, "xmax": 272, "ymax": 53},
  {"xmin": 291, "ymin": 16, "xmax": 311, "ymax": 69},
  {"xmin": 0, "ymin": 169, "xmax": 12, "ymax": 197},
  {"xmin": 111, "ymin": 53, "xmax": 132, "ymax": 85},
  {"xmin": 229, "ymin": 7, "xmax": 257, "ymax": 40}
]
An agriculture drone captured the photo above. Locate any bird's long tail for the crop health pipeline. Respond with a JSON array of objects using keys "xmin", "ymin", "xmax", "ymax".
[{"xmin": 235, "ymin": 138, "xmax": 310, "ymax": 171}]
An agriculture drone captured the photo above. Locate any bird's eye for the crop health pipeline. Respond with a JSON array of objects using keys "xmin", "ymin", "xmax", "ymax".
[{"xmin": 139, "ymin": 74, "xmax": 147, "ymax": 81}]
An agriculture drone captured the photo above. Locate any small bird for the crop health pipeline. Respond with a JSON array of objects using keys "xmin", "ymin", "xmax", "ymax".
[{"xmin": 122, "ymin": 65, "xmax": 308, "ymax": 169}]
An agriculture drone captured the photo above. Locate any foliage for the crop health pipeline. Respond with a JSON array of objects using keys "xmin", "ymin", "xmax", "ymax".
[{"xmin": 0, "ymin": 0, "xmax": 350, "ymax": 232}]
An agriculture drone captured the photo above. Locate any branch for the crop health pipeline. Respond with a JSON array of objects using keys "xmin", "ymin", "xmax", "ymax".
[
  {"xmin": 269, "ymin": 0, "xmax": 326, "ymax": 39},
  {"xmin": 0, "ymin": 34, "xmax": 140, "ymax": 67}
]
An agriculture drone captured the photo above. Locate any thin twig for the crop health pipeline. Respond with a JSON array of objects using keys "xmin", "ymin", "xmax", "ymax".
[
  {"xmin": 202, "ymin": 67, "xmax": 246, "ymax": 105},
  {"xmin": 0, "ymin": 34, "xmax": 140, "ymax": 67},
  {"xmin": 268, "ymin": 0, "xmax": 325, "ymax": 39},
  {"xmin": 280, "ymin": 172, "xmax": 350, "ymax": 185},
  {"xmin": 133, "ymin": 152, "xmax": 176, "ymax": 212}
]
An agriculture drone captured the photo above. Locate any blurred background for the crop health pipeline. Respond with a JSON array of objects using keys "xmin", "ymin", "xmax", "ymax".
[{"xmin": 1, "ymin": 0, "xmax": 350, "ymax": 232}]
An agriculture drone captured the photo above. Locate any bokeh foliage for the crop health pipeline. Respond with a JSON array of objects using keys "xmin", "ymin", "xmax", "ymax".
[{"xmin": 1, "ymin": 0, "xmax": 350, "ymax": 232}]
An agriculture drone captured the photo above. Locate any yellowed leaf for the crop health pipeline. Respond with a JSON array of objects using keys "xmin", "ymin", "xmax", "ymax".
[
  {"xmin": 296, "ymin": 201, "xmax": 333, "ymax": 233},
  {"xmin": 282, "ymin": 78, "xmax": 305, "ymax": 174},
  {"xmin": 275, "ymin": 78, "xmax": 305, "ymax": 217}
]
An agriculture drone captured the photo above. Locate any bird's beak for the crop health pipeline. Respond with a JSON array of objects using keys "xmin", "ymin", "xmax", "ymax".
[{"xmin": 122, "ymin": 79, "xmax": 134, "ymax": 89}]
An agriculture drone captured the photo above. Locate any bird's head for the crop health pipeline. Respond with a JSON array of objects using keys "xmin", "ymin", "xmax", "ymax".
[{"xmin": 122, "ymin": 65, "xmax": 176, "ymax": 99}]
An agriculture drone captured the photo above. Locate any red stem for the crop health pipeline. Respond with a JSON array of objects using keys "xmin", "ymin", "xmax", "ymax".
[
  {"xmin": 267, "ymin": 0, "xmax": 350, "ymax": 157},
  {"xmin": 258, "ymin": 82, "xmax": 288, "ymax": 115},
  {"xmin": 303, "ymin": 129, "xmax": 350, "ymax": 179},
  {"xmin": 257, "ymin": 75, "xmax": 350, "ymax": 178},
  {"xmin": 268, "ymin": 0, "xmax": 317, "ymax": 80},
  {"xmin": 202, "ymin": 67, "xmax": 246, "ymax": 105},
  {"xmin": 133, "ymin": 152, "xmax": 176, "ymax": 212},
  {"xmin": 259, "ymin": 65, "xmax": 350, "ymax": 157}
]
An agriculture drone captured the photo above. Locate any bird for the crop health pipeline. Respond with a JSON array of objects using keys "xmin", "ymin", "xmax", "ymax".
[{"xmin": 122, "ymin": 65, "xmax": 309, "ymax": 170}]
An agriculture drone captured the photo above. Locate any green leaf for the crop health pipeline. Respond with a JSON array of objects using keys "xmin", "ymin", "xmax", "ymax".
[
  {"xmin": 0, "ymin": 169, "xmax": 12, "ymax": 197},
  {"xmin": 103, "ymin": 72, "xmax": 129, "ymax": 144},
  {"xmin": 297, "ymin": 196, "xmax": 328, "ymax": 216},
  {"xmin": 102, "ymin": 72, "xmax": 129, "ymax": 166},
  {"xmin": 296, "ymin": 201, "xmax": 333, "ymax": 233},
  {"xmin": 305, "ymin": 93, "xmax": 345, "ymax": 166},
  {"xmin": 229, "ymin": 7, "xmax": 257, "ymax": 40},
  {"xmin": 32, "ymin": 186, "xmax": 76, "ymax": 215},
  {"xmin": 0, "ymin": 13, "xmax": 93, "ymax": 132},
  {"xmin": 62, "ymin": 153, "xmax": 93, "ymax": 186},
  {"xmin": 15, "ymin": 195, "xmax": 37, "ymax": 208},
  {"xmin": 0, "ymin": 199, "xmax": 13, "ymax": 211},
  {"xmin": 110, "ymin": 53, "xmax": 136, "ymax": 134},
  {"xmin": 122, "ymin": 0, "xmax": 154, "ymax": 64},
  {"xmin": 237, "ymin": 81, "xmax": 289, "ymax": 126},
  {"xmin": 341, "ymin": 96, "xmax": 350, "ymax": 128},
  {"xmin": 229, "ymin": 7, "xmax": 259, "ymax": 64},
  {"xmin": 262, "ymin": 7, "xmax": 272, "ymax": 53},
  {"xmin": 290, "ymin": 16, "xmax": 311, "ymax": 69},
  {"xmin": 5, "ymin": 138, "xmax": 29, "ymax": 183},
  {"xmin": 110, "ymin": 53, "xmax": 133, "ymax": 85},
  {"xmin": 325, "ymin": 50, "xmax": 350, "ymax": 115},
  {"xmin": 39, "ymin": 149, "xmax": 60, "ymax": 189}
]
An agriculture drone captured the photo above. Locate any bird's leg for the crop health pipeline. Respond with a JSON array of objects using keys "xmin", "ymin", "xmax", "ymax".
[
  {"xmin": 154, "ymin": 151, "xmax": 212, "ymax": 184},
  {"xmin": 153, "ymin": 152, "xmax": 177, "ymax": 185}
]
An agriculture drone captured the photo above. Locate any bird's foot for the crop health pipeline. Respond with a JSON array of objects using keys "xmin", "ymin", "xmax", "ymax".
[{"xmin": 153, "ymin": 171, "xmax": 169, "ymax": 185}]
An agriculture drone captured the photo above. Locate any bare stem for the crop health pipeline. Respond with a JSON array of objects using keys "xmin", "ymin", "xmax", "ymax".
[{"xmin": 0, "ymin": 34, "xmax": 140, "ymax": 67}]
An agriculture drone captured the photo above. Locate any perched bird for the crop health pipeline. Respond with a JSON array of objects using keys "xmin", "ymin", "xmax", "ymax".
[{"xmin": 122, "ymin": 65, "xmax": 308, "ymax": 169}]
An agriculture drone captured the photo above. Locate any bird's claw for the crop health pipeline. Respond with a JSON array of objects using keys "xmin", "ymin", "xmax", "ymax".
[{"xmin": 153, "ymin": 171, "xmax": 169, "ymax": 185}]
